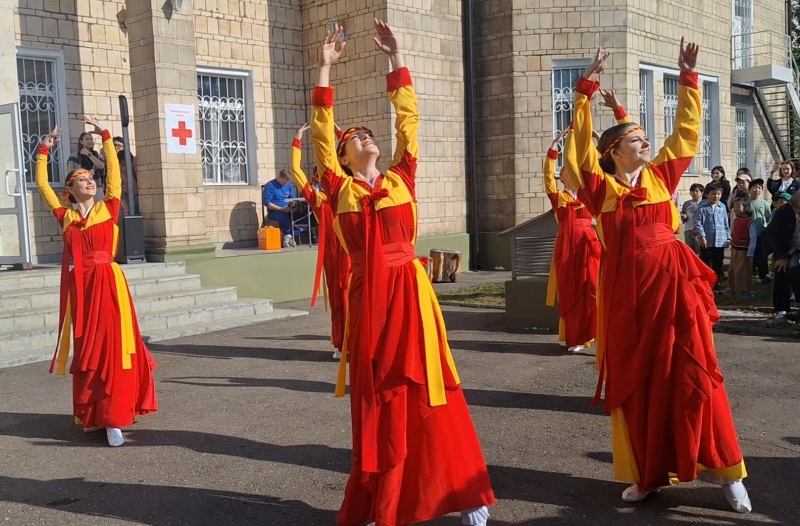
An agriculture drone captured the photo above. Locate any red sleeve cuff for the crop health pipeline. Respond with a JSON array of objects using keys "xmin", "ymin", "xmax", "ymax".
[
  {"xmin": 613, "ymin": 106, "xmax": 627, "ymax": 120},
  {"xmin": 576, "ymin": 77, "xmax": 600, "ymax": 97},
  {"xmin": 336, "ymin": 129, "xmax": 344, "ymax": 140},
  {"xmin": 679, "ymin": 71, "xmax": 699, "ymax": 90},
  {"xmin": 547, "ymin": 148, "xmax": 559, "ymax": 160},
  {"xmin": 37, "ymin": 144, "xmax": 50, "ymax": 156},
  {"xmin": 292, "ymin": 138, "xmax": 301, "ymax": 149},
  {"xmin": 101, "ymin": 129, "xmax": 111, "ymax": 143},
  {"xmin": 387, "ymin": 67, "xmax": 413, "ymax": 92},
  {"xmin": 313, "ymin": 86, "xmax": 334, "ymax": 107}
]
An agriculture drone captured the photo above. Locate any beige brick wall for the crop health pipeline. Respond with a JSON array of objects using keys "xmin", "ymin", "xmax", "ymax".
[{"xmin": 15, "ymin": 0, "xmax": 133, "ymax": 261}]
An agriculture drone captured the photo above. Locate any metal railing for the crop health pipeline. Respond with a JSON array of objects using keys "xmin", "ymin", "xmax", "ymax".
[{"xmin": 731, "ymin": 30, "xmax": 795, "ymax": 72}]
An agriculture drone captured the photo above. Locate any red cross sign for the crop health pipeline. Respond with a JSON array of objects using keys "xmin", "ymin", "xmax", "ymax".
[
  {"xmin": 165, "ymin": 104, "xmax": 197, "ymax": 154},
  {"xmin": 171, "ymin": 121, "xmax": 193, "ymax": 145}
]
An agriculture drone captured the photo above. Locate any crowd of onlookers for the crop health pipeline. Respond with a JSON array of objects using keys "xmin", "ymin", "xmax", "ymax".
[{"xmin": 682, "ymin": 161, "xmax": 800, "ymax": 320}]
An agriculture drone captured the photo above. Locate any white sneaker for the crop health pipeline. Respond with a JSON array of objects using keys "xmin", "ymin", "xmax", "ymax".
[
  {"xmin": 568, "ymin": 345, "xmax": 584, "ymax": 353},
  {"xmin": 83, "ymin": 426, "xmax": 102, "ymax": 433},
  {"xmin": 106, "ymin": 427, "xmax": 124, "ymax": 447},
  {"xmin": 775, "ymin": 311, "xmax": 788, "ymax": 320},
  {"xmin": 621, "ymin": 484, "xmax": 651, "ymax": 502},
  {"xmin": 699, "ymin": 473, "xmax": 752, "ymax": 514},
  {"xmin": 332, "ymin": 350, "xmax": 342, "ymax": 360}
]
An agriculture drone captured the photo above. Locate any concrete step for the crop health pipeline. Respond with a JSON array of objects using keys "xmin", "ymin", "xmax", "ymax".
[
  {"xmin": 0, "ymin": 274, "xmax": 203, "ymax": 312},
  {"xmin": 0, "ymin": 286, "xmax": 241, "ymax": 332},
  {"xmin": 0, "ymin": 262, "xmax": 186, "ymax": 292},
  {"xmin": 0, "ymin": 308, "xmax": 309, "ymax": 369}
]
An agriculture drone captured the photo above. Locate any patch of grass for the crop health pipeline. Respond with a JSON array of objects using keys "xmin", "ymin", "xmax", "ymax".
[
  {"xmin": 436, "ymin": 283, "xmax": 505, "ymax": 306},
  {"xmin": 713, "ymin": 280, "xmax": 773, "ymax": 309}
]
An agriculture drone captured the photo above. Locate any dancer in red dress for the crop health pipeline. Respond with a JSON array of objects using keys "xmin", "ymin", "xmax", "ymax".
[
  {"xmin": 543, "ymin": 131, "xmax": 601, "ymax": 353},
  {"xmin": 36, "ymin": 117, "xmax": 157, "ymax": 448},
  {"xmin": 311, "ymin": 20, "xmax": 495, "ymax": 526},
  {"xmin": 565, "ymin": 42, "xmax": 751, "ymax": 512},
  {"xmin": 290, "ymin": 123, "xmax": 351, "ymax": 359}
]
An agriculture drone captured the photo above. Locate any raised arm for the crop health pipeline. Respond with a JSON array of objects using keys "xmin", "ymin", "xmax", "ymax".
[
  {"xmin": 650, "ymin": 38, "xmax": 701, "ymax": 194},
  {"xmin": 311, "ymin": 25, "xmax": 347, "ymax": 196},
  {"xmin": 291, "ymin": 124, "xmax": 325, "ymax": 212},
  {"xmin": 599, "ymin": 89, "xmax": 631, "ymax": 125},
  {"xmin": 544, "ymin": 130, "xmax": 567, "ymax": 210},
  {"xmin": 35, "ymin": 127, "xmax": 65, "ymax": 219}
]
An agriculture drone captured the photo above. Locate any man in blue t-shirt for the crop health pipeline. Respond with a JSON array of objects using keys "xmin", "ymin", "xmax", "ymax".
[{"xmin": 263, "ymin": 169, "xmax": 298, "ymax": 246}]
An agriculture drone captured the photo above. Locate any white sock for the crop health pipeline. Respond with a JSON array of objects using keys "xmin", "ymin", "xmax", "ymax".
[
  {"xmin": 724, "ymin": 479, "xmax": 747, "ymax": 500},
  {"xmin": 461, "ymin": 506, "xmax": 490, "ymax": 526}
]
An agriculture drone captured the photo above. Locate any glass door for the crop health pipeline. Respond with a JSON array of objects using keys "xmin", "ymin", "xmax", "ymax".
[
  {"xmin": 0, "ymin": 102, "xmax": 32, "ymax": 266},
  {"xmin": 732, "ymin": 0, "xmax": 753, "ymax": 70}
]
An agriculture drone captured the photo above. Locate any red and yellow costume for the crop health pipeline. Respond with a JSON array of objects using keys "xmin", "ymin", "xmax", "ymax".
[
  {"xmin": 563, "ymin": 73, "xmax": 746, "ymax": 492},
  {"xmin": 311, "ymin": 67, "xmax": 494, "ymax": 526},
  {"xmin": 543, "ymin": 149, "xmax": 601, "ymax": 348},
  {"xmin": 290, "ymin": 138, "xmax": 350, "ymax": 352},
  {"xmin": 36, "ymin": 130, "xmax": 157, "ymax": 429}
]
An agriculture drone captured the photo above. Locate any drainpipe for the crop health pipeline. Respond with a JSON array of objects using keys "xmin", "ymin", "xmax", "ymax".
[{"xmin": 462, "ymin": 0, "xmax": 481, "ymax": 269}]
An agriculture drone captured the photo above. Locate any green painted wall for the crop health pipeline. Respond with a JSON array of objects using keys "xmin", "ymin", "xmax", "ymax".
[
  {"xmin": 183, "ymin": 232, "xmax": 473, "ymax": 303},
  {"xmin": 476, "ymin": 232, "xmax": 511, "ymax": 271}
]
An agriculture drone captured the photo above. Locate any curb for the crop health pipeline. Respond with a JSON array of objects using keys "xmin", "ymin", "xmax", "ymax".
[
  {"xmin": 437, "ymin": 301, "xmax": 505, "ymax": 310},
  {"xmin": 714, "ymin": 323, "xmax": 800, "ymax": 339}
]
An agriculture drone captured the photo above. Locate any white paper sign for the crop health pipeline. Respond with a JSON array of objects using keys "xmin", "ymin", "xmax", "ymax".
[{"xmin": 165, "ymin": 103, "xmax": 197, "ymax": 154}]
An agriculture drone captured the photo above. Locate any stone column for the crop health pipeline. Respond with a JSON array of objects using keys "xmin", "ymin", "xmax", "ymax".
[
  {"xmin": 0, "ymin": 0, "xmax": 17, "ymax": 106},
  {"xmin": 125, "ymin": 0, "xmax": 213, "ymax": 262}
]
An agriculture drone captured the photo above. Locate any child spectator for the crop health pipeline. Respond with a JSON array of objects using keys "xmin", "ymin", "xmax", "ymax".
[
  {"xmin": 727, "ymin": 192, "xmax": 757, "ymax": 298},
  {"xmin": 728, "ymin": 168, "xmax": 751, "ymax": 211},
  {"xmin": 680, "ymin": 183, "xmax": 704, "ymax": 254},
  {"xmin": 696, "ymin": 183, "xmax": 731, "ymax": 287},
  {"xmin": 749, "ymin": 179, "xmax": 772, "ymax": 282},
  {"xmin": 773, "ymin": 192, "xmax": 791, "ymax": 210}
]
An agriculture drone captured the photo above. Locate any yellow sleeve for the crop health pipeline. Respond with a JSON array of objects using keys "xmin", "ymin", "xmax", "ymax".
[
  {"xmin": 291, "ymin": 140, "xmax": 326, "ymax": 209},
  {"xmin": 543, "ymin": 149, "xmax": 558, "ymax": 196},
  {"xmin": 35, "ymin": 147, "xmax": 63, "ymax": 213},
  {"xmin": 649, "ymin": 72, "xmax": 701, "ymax": 191},
  {"xmin": 570, "ymin": 78, "xmax": 605, "ymax": 191},
  {"xmin": 310, "ymin": 86, "xmax": 346, "ymax": 181},
  {"xmin": 101, "ymin": 131, "xmax": 121, "ymax": 200},
  {"xmin": 388, "ymin": 68, "xmax": 419, "ymax": 165}
]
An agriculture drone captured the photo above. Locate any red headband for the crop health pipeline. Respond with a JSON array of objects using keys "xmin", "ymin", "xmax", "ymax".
[
  {"xmin": 61, "ymin": 169, "xmax": 92, "ymax": 202},
  {"xmin": 336, "ymin": 126, "xmax": 373, "ymax": 159},
  {"xmin": 600, "ymin": 126, "xmax": 644, "ymax": 158}
]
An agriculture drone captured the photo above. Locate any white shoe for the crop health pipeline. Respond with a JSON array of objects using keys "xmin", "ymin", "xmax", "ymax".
[
  {"xmin": 83, "ymin": 426, "xmax": 102, "ymax": 433},
  {"xmin": 461, "ymin": 506, "xmax": 490, "ymax": 525},
  {"xmin": 332, "ymin": 350, "xmax": 342, "ymax": 360},
  {"xmin": 775, "ymin": 311, "xmax": 787, "ymax": 320},
  {"xmin": 568, "ymin": 345, "xmax": 584, "ymax": 353},
  {"xmin": 106, "ymin": 427, "xmax": 124, "ymax": 447},
  {"xmin": 282, "ymin": 234, "xmax": 292, "ymax": 248},
  {"xmin": 699, "ymin": 473, "xmax": 752, "ymax": 514},
  {"xmin": 621, "ymin": 484, "xmax": 651, "ymax": 502}
]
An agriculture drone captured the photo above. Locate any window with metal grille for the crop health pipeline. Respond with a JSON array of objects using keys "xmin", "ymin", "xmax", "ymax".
[
  {"xmin": 639, "ymin": 71, "xmax": 649, "ymax": 134},
  {"xmin": 736, "ymin": 107, "xmax": 748, "ymax": 169},
  {"xmin": 197, "ymin": 72, "xmax": 250, "ymax": 185},
  {"xmin": 552, "ymin": 65, "xmax": 586, "ymax": 169},
  {"xmin": 663, "ymin": 76, "xmax": 679, "ymax": 137},
  {"xmin": 17, "ymin": 55, "xmax": 65, "ymax": 184},
  {"xmin": 701, "ymin": 83, "xmax": 712, "ymax": 172}
]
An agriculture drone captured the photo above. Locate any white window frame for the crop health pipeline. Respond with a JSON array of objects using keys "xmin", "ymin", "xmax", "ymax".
[
  {"xmin": 735, "ymin": 104, "xmax": 754, "ymax": 170},
  {"xmin": 16, "ymin": 48, "xmax": 70, "ymax": 186},
  {"xmin": 552, "ymin": 59, "xmax": 590, "ymax": 171},
  {"xmin": 638, "ymin": 69, "xmax": 655, "ymax": 139},
  {"xmin": 640, "ymin": 63, "xmax": 720, "ymax": 174},
  {"xmin": 196, "ymin": 66, "xmax": 258, "ymax": 186}
]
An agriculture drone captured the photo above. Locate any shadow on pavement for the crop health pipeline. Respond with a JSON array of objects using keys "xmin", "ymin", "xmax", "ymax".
[
  {"xmin": 440, "ymin": 309, "xmax": 512, "ymax": 334},
  {"xmin": 464, "ymin": 390, "xmax": 603, "ymax": 415},
  {"xmin": 245, "ymin": 334, "xmax": 333, "ymax": 342},
  {"xmin": 0, "ymin": 476, "xmax": 338, "ymax": 526},
  {"xmin": 449, "ymin": 339, "xmax": 588, "ymax": 357},
  {"xmin": 147, "ymin": 343, "xmax": 336, "ymax": 363},
  {"xmin": 0, "ymin": 413, "xmax": 351, "ymax": 474},
  {"xmin": 164, "ymin": 376, "xmax": 338, "ymax": 394}
]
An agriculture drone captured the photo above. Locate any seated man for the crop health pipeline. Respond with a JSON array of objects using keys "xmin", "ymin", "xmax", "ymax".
[{"xmin": 263, "ymin": 169, "xmax": 298, "ymax": 247}]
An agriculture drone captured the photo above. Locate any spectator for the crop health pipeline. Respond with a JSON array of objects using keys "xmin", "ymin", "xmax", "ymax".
[
  {"xmin": 726, "ymin": 192, "xmax": 757, "ymax": 298},
  {"xmin": 773, "ymin": 192, "xmax": 791, "ymax": 209},
  {"xmin": 728, "ymin": 168, "xmax": 750, "ymax": 211},
  {"xmin": 767, "ymin": 161, "xmax": 800, "ymax": 197},
  {"xmin": 696, "ymin": 183, "xmax": 730, "ymax": 288},
  {"xmin": 263, "ymin": 169, "xmax": 299, "ymax": 247},
  {"xmin": 680, "ymin": 183, "xmax": 704, "ymax": 254},
  {"xmin": 709, "ymin": 165, "xmax": 732, "ymax": 204},
  {"xmin": 113, "ymin": 137, "xmax": 139, "ymax": 215},
  {"xmin": 68, "ymin": 131, "xmax": 106, "ymax": 193},
  {"xmin": 766, "ymin": 191, "xmax": 800, "ymax": 319},
  {"xmin": 749, "ymin": 178, "xmax": 772, "ymax": 282}
]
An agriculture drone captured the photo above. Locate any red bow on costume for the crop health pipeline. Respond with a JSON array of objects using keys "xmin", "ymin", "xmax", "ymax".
[
  {"xmin": 594, "ymin": 186, "xmax": 648, "ymax": 405},
  {"xmin": 355, "ymin": 185, "xmax": 389, "ymax": 479}
]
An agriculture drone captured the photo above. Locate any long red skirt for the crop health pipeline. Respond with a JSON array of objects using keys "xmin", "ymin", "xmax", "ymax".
[
  {"xmin": 70, "ymin": 263, "xmax": 157, "ymax": 429},
  {"xmin": 555, "ymin": 224, "xmax": 600, "ymax": 347}
]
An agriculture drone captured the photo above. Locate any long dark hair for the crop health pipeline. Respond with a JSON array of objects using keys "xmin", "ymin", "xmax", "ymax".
[
  {"xmin": 77, "ymin": 132, "xmax": 93, "ymax": 153},
  {"xmin": 711, "ymin": 165, "xmax": 727, "ymax": 180},
  {"xmin": 596, "ymin": 122, "xmax": 638, "ymax": 174}
]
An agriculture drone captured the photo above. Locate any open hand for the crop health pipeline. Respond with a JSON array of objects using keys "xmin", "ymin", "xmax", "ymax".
[
  {"xmin": 320, "ymin": 24, "xmax": 346, "ymax": 67},
  {"xmin": 42, "ymin": 126, "xmax": 61, "ymax": 148},
  {"xmin": 678, "ymin": 37, "xmax": 699, "ymax": 73},
  {"xmin": 82, "ymin": 114, "xmax": 103, "ymax": 134},
  {"xmin": 698, "ymin": 237, "xmax": 708, "ymax": 249},
  {"xmin": 295, "ymin": 123, "xmax": 311, "ymax": 140},
  {"xmin": 582, "ymin": 48, "xmax": 610, "ymax": 82},
  {"xmin": 599, "ymin": 88, "xmax": 620, "ymax": 109},
  {"xmin": 373, "ymin": 19, "xmax": 400, "ymax": 56}
]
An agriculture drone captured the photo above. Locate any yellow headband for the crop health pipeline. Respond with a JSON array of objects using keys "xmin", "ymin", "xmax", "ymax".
[
  {"xmin": 336, "ymin": 126, "xmax": 373, "ymax": 159},
  {"xmin": 600, "ymin": 126, "xmax": 644, "ymax": 158},
  {"xmin": 61, "ymin": 169, "xmax": 92, "ymax": 202}
]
